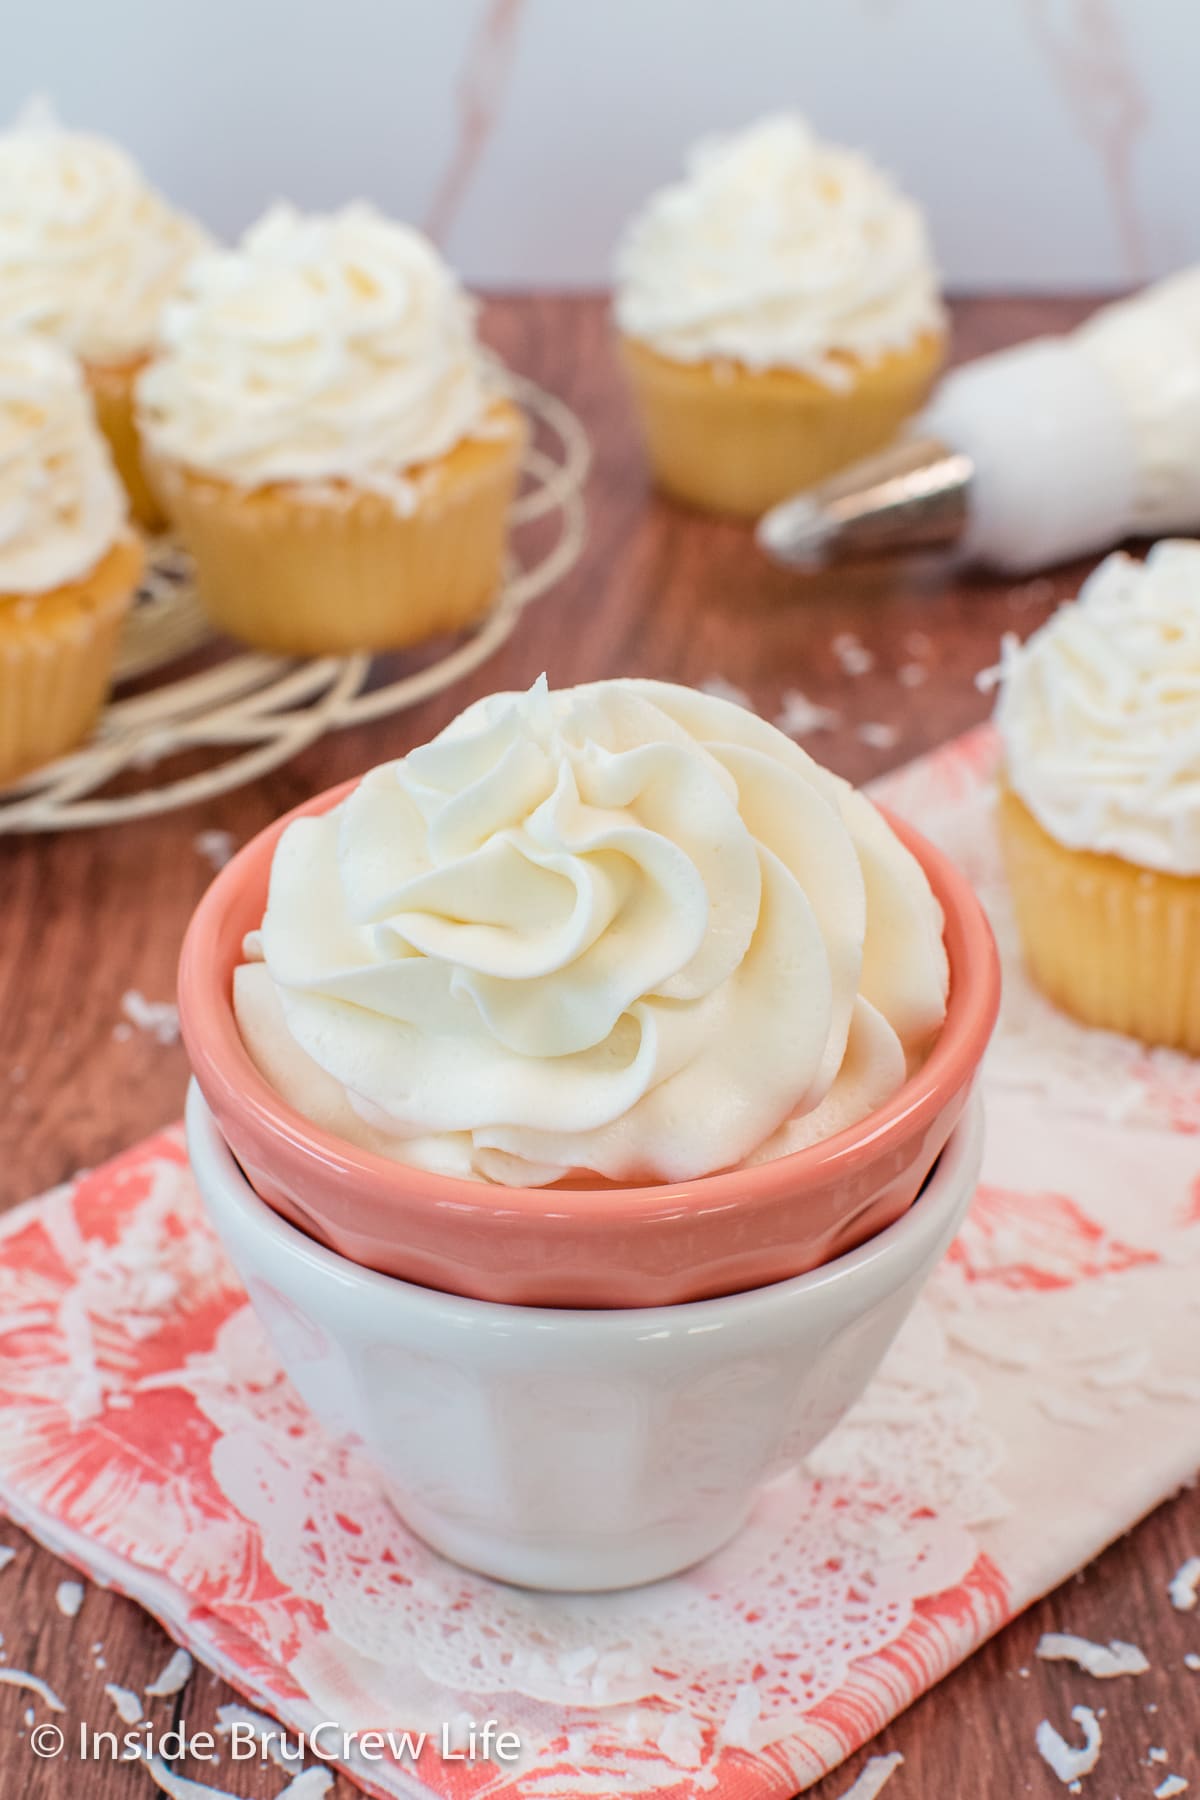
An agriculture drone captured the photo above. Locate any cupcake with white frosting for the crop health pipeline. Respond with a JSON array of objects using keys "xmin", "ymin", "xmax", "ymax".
[
  {"xmin": 0, "ymin": 333, "xmax": 142, "ymax": 784},
  {"xmin": 234, "ymin": 677, "xmax": 949, "ymax": 1186},
  {"xmin": 0, "ymin": 103, "xmax": 209, "ymax": 528},
  {"xmin": 614, "ymin": 114, "xmax": 945, "ymax": 516},
  {"xmin": 995, "ymin": 541, "xmax": 1200, "ymax": 1052},
  {"xmin": 137, "ymin": 203, "xmax": 525, "ymax": 654}
]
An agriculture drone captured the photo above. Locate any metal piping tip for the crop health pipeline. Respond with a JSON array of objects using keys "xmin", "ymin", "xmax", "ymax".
[{"xmin": 756, "ymin": 435, "xmax": 974, "ymax": 571}]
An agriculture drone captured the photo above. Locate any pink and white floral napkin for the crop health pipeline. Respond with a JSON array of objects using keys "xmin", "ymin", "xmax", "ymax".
[{"xmin": 2, "ymin": 724, "xmax": 1199, "ymax": 1799}]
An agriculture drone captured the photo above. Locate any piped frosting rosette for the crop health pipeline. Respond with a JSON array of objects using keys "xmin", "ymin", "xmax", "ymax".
[
  {"xmin": 614, "ymin": 114, "xmax": 943, "ymax": 383},
  {"xmin": 996, "ymin": 541, "xmax": 1200, "ymax": 874},
  {"xmin": 235, "ymin": 679, "xmax": 948, "ymax": 1186}
]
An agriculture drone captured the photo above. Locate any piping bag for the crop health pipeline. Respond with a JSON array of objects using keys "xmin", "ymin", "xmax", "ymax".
[{"xmin": 757, "ymin": 268, "xmax": 1200, "ymax": 576}]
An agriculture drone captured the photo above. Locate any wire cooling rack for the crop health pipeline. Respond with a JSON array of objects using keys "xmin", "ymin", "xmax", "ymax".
[{"xmin": 0, "ymin": 374, "xmax": 589, "ymax": 834}]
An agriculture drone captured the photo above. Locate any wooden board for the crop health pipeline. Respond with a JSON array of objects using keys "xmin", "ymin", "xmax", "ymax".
[{"xmin": 0, "ymin": 294, "xmax": 1196, "ymax": 1798}]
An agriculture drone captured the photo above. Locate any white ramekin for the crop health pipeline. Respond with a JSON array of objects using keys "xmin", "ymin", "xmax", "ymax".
[{"xmin": 186, "ymin": 1081, "xmax": 984, "ymax": 1592}]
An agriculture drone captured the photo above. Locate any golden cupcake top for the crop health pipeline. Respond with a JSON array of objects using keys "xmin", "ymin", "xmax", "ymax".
[
  {"xmin": 614, "ymin": 113, "xmax": 944, "ymax": 380},
  {"xmin": 136, "ymin": 203, "xmax": 509, "ymax": 506},
  {"xmin": 995, "ymin": 541, "xmax": 1200, "ymax": 874},
  {"xmin": 0, "ymin": 331, "xmax": 128, "ymax": 595},
  {"xmin": 0, "ymin": 100, "xmax": 209, "ymax": 367}
]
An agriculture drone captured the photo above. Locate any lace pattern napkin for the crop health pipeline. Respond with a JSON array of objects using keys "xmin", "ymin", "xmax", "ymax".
[{"xmin": 1, "ymin": 723, "xmax": 1198, "ymax": 1799}]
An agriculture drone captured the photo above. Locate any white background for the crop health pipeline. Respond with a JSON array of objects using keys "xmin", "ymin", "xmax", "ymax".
[{"xmin": 2, "ymin": 0, "xmax": 1192, "ymax": 290}]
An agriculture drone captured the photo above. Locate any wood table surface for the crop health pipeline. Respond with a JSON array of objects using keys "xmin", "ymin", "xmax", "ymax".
[{"xmin": 1, "ymin": 295, "xmax": 1197, "ymax": 1799}]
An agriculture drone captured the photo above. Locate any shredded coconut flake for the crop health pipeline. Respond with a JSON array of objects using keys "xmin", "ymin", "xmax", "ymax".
[
  {"xmin": 1035, "ymin": 1705, "xmax": 1102, "ymax": 1784},
  {"xmin": 1169, "ymin": 1556, "xmax": 1200, "ymax": 1611},
  {"xmin": 1155, "ymin": 1778, "xmax": 1189, "ymax": 1798},
  {"xmin": 698, "ymin": 676, "xmax": 753, "ymax": 711},
  {"xmin": 215, "ymin": 1704, "xmax": 297, "ymax": 1771},
  {"xmin": 1037, "ymin": 1390, "xmax": 1107, "ymax": 1429},
  {"xmin": 0, "ymin": 1547, "xmax": 15, "ymax": 1571},
  {"xmin": 832, "ymin": 631, "xmax": 874, "ymax": 676},
  {"xmin": 1184, "ymin": 1652, "xmax": 1200, "ymax": 1671},
  {"xmin": 0, "ymin": 1668, "xmax": 65, "ymax": 1712},
  {"xmin": 144, "ymin": 1646, "xmax": 193, "ymax": 1698},
  {"xmin": 142, "ymin": 1755, "xmax": 243, "ymax": 1800},
  {"xmin": 55, "ymin": 1579, "xmax": 84, "ymax": 1618},
  {"xmin": 194, "ymin": 829, "xmax": 237, "ymax": 872},
  {"xmin": 1036, "ymin": 1632, "xmax": 1150, "ymax": 1678},
  {"xmin": 280, "ymin": 1772, "xmax": 334, "ymax": 1800},
  {"xmin": 774, "ymin": 688, "xmax": 839, "ymax": 737},
  {"xmin": 857, "ymin": 722, "xmax": 899, "ymax": 751},
  {"xmin": 835, "ymin": 1754, "xmax": 904, "ymax": 1800},
  {"xmin": 106, "ymin": 1682, "xmax": 144, "ymax": 1725},
  {"xmin": 1150, "ymin": 1748, "xmax": 1170, "ymax": 1763},
  {"xmin": 120, "ymin": 991, "xmax": 180, "ymax": 1046},
  {"xmin": 898, "ymin": 662, "xmax": 928, "ymax": 688}
]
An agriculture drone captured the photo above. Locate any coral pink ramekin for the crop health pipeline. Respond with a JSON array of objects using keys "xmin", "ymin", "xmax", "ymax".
[{"xmin": 178, "ymin": 778, "xmax": 1000, "ymax": 1308}]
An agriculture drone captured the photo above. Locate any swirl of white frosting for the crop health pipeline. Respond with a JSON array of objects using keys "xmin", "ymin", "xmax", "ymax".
[
  {"xmin": 0, "ymin": 332, "xmax": 126, "ymax": 593},
  {"xmin": 136, "ymin": 203, "xmax": 501, "ymax": 507},
  {"xmin": 614, "ymin": 114, "xmax": 943, "ymax": 384},
  {"xmin": 0, "ymin": 105, "xmax": 209, "ymax": 365},
  {"xmin": 234, "ymin": 678, "xmax": 948, "ymax": 1187},
  {"xmin": 996, "ymin": 541, "xmax": 1200, "ymax": 874}
]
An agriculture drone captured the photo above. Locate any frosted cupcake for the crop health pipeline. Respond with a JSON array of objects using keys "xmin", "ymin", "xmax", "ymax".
[
  {"xmin": 0, "ymin": 333, "xmax": 143, "ymax": 785},
  {"xmin": 0, "ymin": 104, "xmax": 209, "ymax": 528},
  {"xmin": 995, "ymin": 542, "xmax": 1200, "ymax": 1052},
  {"xmin": 137, "ymin": 204, "xmax": 525, "ymax": 656},
  {"xmin": 234, "ymin": 677, "xmax": 949, "ymax": 1185},
  {"xmin": 615, "ymin": 114, "xmax": 945, "ymax": 516}
]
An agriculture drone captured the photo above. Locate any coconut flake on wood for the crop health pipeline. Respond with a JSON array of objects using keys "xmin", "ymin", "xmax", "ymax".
[
  {"xmin": 832, "ymin": 631, "xmax": 874, "ymax": 676},
  {"xmin": 120, "ymin": 991, "xmax": 180, "ymax": 1046},
  {"xmin": 0, "ymin": 1668, "xmax": 65, "ymax": 1711},
  {"xmin": 215, "ymin": 1704, "xmax": 299, "ymax": 1771},
  {"xmin": 1035, "ymin": 1705, "xmax": 1102, "ymax": 1784},
  {"xmin": 105, "ymin": 1682, "xmax": 144, "ymax": 1725},
  {"xmin": 142, "ymin": 1756, "xmax": 243, "ymax": 1800},
  {"xmin": 144, "ymin": 1647, "xmax": 193, "ymax": 1698},
  {"xmin": 194, "ymin": 830, "xmax": 236, "ymax": 871},
  {"xmin": 775, "ymin": 689, "xmax": 839, "ymax": 737},
  {"xmin": 1169, "ymin": 1556, "xmax": 1200, "ymax": 1610},
  {"xmin": 1036, "ymin": 1632, "xmax": 1150, "ymax": 1677},
  {"xmin": 279, "ymin": 1772, "xmax": 334, "ymax": 1800},
  {"xmin": 835, "ymin": 1754, "xmax": 904, "ymax": 1800},
  {"xmin": 698, "ymin": 677, "xmax": 753, "ymax": 711},
  {"xmin": 55, "ymin": 1580, "xmax": 84, "ymax": 1618}
]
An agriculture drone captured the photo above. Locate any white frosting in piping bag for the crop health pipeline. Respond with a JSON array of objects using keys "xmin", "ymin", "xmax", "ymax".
[
  {"xmin": 913, "ymin": 266, "xmax": 1200, "ymax": 575},
  {"xmin": 1075, "ymin": 268, "xmax": 1200, "ymax": 533},
  {"xmin": 614, "ymin": 114, "xmax": 943, "ymax": 384},
  {"xmin": 137, "ymin": 203, "xmax": 504, "ymax": 508},
  {"xmin": 996, "ymin": 541, "xmax": 1200, "ymax": 874},
  {"xmin": 0, "ymin": 332, "xmax": 126, "ymax": 593},
  {"xmin": 0, "ymin": 101, "xmax": 209, "ymax": 366},
  {"xmin": 236, "ymin": 679, "xmax": 948, "ymax": 1187}
]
